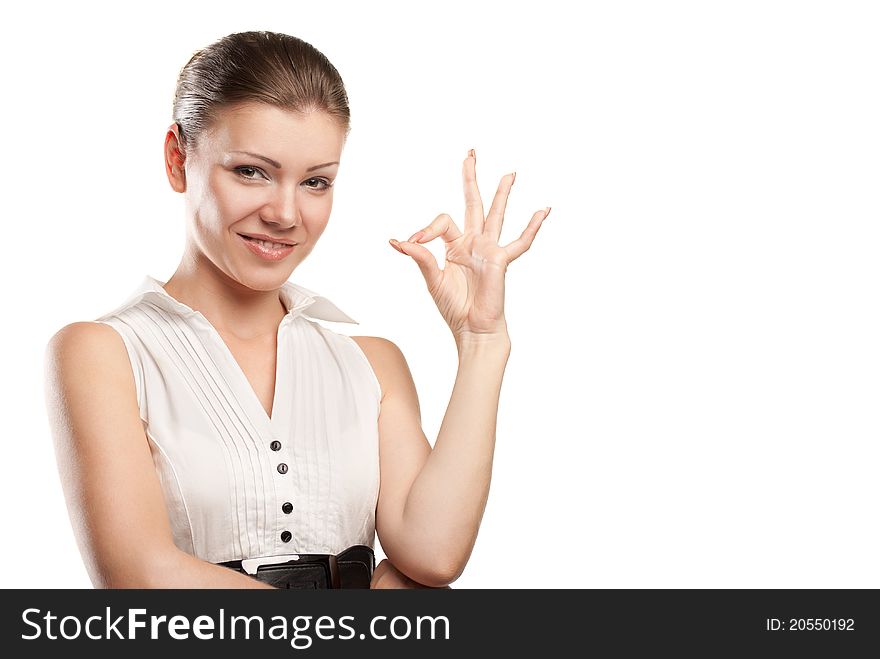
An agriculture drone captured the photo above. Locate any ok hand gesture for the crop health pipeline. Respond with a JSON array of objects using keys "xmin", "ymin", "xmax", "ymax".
[{"xmin": 389, "ymin": 149, "xmax": 550, "ymax": 347}]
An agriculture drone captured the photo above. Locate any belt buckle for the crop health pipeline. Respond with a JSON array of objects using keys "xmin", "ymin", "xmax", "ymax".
[{"xmin": 240, "ymin": 553, "xmax": 341, "ymax": 588}]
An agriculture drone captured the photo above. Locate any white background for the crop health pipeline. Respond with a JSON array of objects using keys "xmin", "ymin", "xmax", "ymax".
[{"xmin": 2, "ymin": 0, "xmax": 878, "ymax": 588}]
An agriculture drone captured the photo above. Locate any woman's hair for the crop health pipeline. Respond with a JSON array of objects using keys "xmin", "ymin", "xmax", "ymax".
[{"xmin": 172, "ymin": 30, "xmax": 350, "ymax": 154}]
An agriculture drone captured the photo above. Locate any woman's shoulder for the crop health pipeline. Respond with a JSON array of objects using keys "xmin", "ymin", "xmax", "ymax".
[
  {"xmin": 46, "ymin": 322, "xmax": 133, "ymax": 382},
  {"xmin": 348, "ymin": 335, "xmax": 403, "ymax": 362},
  {"xmin": 45, "ymin": 321, "xmax": 141, "ymax": 426},
  {"xmin": 348, "ymin": 336, "xmax": 411, "ymax": 404},
  {"xmin": 47, "ymin": 321, "xmax": 126, "ymax": 359},
  {"xmin": 348, "ymin": 335, "xmax": 395, "ymax": 350}
]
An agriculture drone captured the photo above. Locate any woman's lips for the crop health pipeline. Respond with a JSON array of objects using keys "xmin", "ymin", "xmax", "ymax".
[{"xmin": 238, "ymin": 233, "xmax": 296, "ymax": 261}]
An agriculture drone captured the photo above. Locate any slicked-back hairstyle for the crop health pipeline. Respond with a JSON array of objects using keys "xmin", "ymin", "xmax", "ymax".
[{"xmin": 172, "ymin": 30, "xmax": 350, "ymax": 154}]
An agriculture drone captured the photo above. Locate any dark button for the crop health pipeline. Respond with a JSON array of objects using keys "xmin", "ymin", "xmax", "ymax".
[
  {"xmin": 280, "ymin": 530, "xmax": 292, "ymax": 543},
  {"xmin": 270, "ymin": 441, "xmax": 281, "ymax": 451},
  {"xmin": 282, "ymin": 502, "xmax": 293, "ymax": 514},
  {"xmin": 277, "ymin": 463, "xmax": 288, "ymax": 474}
]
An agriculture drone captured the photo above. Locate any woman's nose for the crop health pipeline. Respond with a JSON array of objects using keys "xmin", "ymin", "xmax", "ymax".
[{"xmin": 263, "ymin": 183, "xmax": 299, "ymax": 226}]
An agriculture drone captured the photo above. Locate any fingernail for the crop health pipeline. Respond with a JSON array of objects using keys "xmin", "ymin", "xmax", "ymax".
[
  {"xmin": 408, "ymin": 230, "xmax": 425, "ymax": 243},
  {"xmin": 544, "ymin": 206, "xmax": 552, "ymax": 218},
  {"xmin": 510, "ymin": 172, "xmax": 516, "ymax": 183},
  {"xmin": 468, "ymin": 148, "xmax": 475, "ymax": 158},
  {"xmin": 389, "ymin": 238, "xmax": 404, "ymax": 253}
]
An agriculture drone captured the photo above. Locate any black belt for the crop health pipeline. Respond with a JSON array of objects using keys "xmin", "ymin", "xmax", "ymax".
[{"xmin": 216, "ymin": 545, "xmax": 375, "ymax": 589}]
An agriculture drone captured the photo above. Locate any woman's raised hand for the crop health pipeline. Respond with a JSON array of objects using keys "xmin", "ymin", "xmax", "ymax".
[{"xmin": 389, "ymin": 149, "xmax": 550, "ymax": 346}]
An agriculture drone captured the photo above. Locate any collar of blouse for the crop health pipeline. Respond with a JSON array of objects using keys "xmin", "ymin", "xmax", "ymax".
[{"xmin": 96, "ymin": 274, "xmax": 359, "ymax": 325}]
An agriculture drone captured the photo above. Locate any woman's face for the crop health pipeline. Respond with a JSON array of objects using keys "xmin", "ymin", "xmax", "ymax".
[{"xmin": 168, "ymin": 102, "xmax": 346, "ymax": 291}]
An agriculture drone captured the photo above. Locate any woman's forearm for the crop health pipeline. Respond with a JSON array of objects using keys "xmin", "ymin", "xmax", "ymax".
[
  {"xmin": 398, "ymin": 334, "xmax": 512, "ymax": 581},
  {"xmin": 142, "ymin": 550, "xmax": 277, "ymax": 589}
]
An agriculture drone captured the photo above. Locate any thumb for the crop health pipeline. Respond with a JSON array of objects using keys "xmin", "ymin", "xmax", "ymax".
[{"xmin": 390, "ymin": 239, "xmax": 442, "ymax": 290}]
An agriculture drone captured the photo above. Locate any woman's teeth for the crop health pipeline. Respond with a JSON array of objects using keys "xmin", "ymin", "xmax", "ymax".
[{"xmin": 245, "ymin": 236, "xmax": 291, "ymax": 249}]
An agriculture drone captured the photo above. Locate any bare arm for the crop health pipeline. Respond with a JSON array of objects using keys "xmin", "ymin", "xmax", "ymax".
[
  {"xmin": 401, "ymin": 336, "xmax": 510, "ymax": 581},
  {"xmin": 374, "ymin": 149, "xmax": 547, "ymax": 587},
  {"xmin": 44, "ymin": 322, "xmax": 274, "ymax": 589},
  {"xmin": 358, "ymin": 334, "xmax": 510, "ymax": 588}
]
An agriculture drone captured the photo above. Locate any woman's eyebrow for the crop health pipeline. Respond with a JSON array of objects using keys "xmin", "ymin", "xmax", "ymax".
[{"xmin": 228, "ymin": 150, "xmax": 338, "ymax": 171}]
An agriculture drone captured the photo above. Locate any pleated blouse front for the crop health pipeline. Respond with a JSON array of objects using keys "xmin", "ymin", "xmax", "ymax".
[{"xmin": 92, "ymin": 275, "xmax": 382, "ymax": 563}]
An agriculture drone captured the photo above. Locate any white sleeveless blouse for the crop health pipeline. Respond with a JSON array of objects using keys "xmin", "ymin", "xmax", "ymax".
[{"xmin": 92, "ymin": 275, "xmax": 381, "ymax": 563}]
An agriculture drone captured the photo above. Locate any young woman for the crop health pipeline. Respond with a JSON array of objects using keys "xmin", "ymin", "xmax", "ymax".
[{"xmin": 44, "ymin": 30, "xmax": 550, "ymax": 589}]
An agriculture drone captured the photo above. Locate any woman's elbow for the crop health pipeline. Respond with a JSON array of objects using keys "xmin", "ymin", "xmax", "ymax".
[{"xmin": 411, "ymin": 556, "xmax": 464, "ymax": 588}]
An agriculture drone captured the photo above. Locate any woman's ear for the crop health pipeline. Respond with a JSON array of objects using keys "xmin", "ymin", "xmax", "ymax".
[{"xmin": 164, "ymin": 123, "xmax": 187, "ymax": 193}]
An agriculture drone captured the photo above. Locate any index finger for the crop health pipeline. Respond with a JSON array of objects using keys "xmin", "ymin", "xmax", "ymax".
[{"xmin": 462, "ymin": 149, "xmax": 484, "ymax": 234}]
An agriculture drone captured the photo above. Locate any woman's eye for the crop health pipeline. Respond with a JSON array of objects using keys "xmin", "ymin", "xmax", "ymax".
[
  {"xmin": 304, "ymin": 177, "xmax": 333, "ymax": 191},
  {"xmin": 235, "ymin": 166, "xmax": 266, "ymax": 180}
]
